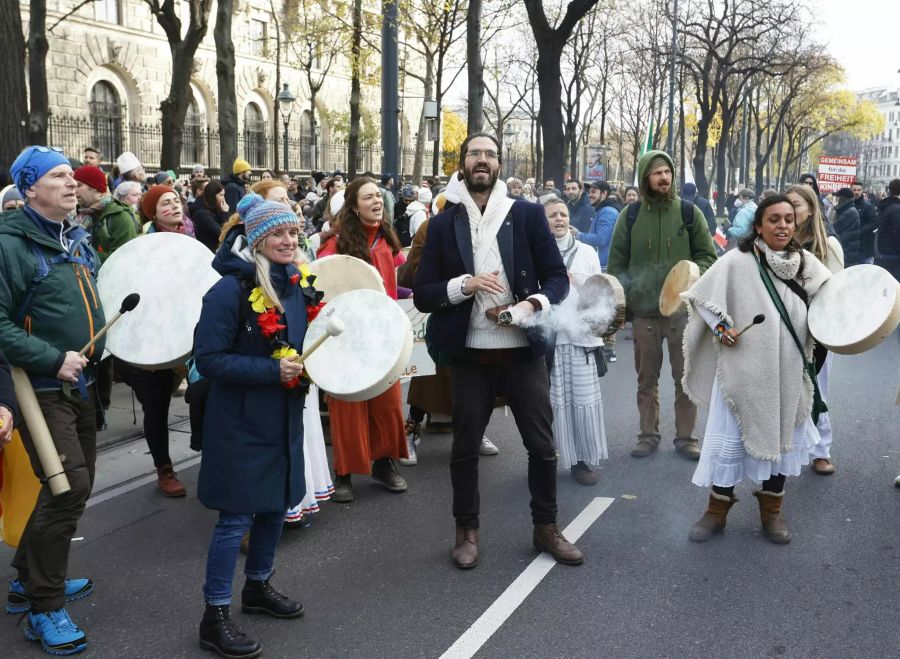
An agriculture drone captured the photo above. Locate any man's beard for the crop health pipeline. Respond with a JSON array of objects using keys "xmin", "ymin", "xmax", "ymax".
[{"xmin": 463, "ymin": 167, "xmax": 498, "ymax": 193}]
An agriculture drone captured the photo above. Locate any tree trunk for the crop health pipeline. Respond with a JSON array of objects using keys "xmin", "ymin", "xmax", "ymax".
[
  {"xmin": 465, "ymin": 0, "xmax": 483, "ymax": 133},
  {"xmin": 347, "ymin": 0, "xmax": 362, "ymax": 178},
  {"xmin": 692, "ymin": 115, "xmax": 711, "ymax": 197},
  {"xmin": 27, "ymin": 0, "xmax": 49, "ymax": 145},
  {"xmin": 412, "ymin": 57, "xmax": 433, "ymax": 185},
  {"xmin": 215, "ymin": 0, "xmax": 237, "ymax": 174},
  {"xmin": 159, "ymin": 45, "xmax": 196, "ymax": 170},
  {"xmin": 1, "ymin": 0, "xmax": 28, "ymax": 164},
  {"xmin": 535, "ymin": 115, "xmax": 542, "ymax": 182},
  {"xmin": 535, "ymin": 44, "xmax": 566, "ymax": 187}
]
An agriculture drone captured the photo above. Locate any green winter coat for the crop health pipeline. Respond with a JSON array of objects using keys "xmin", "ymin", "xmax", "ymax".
[
  {"xmin": 0, "ymin": 209, "xmax": 106, "ymax": 384},
  {"xmin": 89, "ymin": 198, "xmax": 140, "ymax": 262},
  {"xmin": 606, "ymin": 150, "xmax": 717, "ymax": 317}
]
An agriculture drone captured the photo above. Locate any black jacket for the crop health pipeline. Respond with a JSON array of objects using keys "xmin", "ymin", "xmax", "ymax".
[
  {"xmin": 832, "ymin": 199, "xmax": 861, "ymax": 266},
  {"xmin": 192, "ymin": 203, "xmax": 229, "ymax": 252},
  {"xmin": 221, "ymin": 173, "xmax": 247, "ymax": 213},
  {"xmin": 854, "ymin": 196, "xmax": 878, "ymax": 260},
  {"xmin": 876, "ymin": 196, "xmax": 900, "ymax": 258}
]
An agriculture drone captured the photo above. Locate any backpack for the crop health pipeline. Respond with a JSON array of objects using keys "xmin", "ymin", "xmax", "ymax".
[
  {"xmin": 395, "ymin": 208, "xmax": 413, "ymax": 247},
  {"xmin": 623, "ymin": 199, "xmax": 696, "ymax": 265}
]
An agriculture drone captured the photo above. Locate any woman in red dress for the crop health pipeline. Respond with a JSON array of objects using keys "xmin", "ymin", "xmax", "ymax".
[{"xmin": 318, "ymin": 177, "xmax": 409, "ymax": 502}]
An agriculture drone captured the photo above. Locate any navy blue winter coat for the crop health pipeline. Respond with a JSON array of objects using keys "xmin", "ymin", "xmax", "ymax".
[{"xmin": 194, "ymin": 236, "xmax": 307, "ymax": 514}]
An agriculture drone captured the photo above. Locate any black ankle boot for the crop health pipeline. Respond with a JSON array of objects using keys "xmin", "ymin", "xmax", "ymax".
[
  {"xmin": 241, "ymin": 578, "xmax": 304, "ymax": 618},
  {"xmin": 199, "ymin": 604, "xmax": 261, "ymax": 658}
]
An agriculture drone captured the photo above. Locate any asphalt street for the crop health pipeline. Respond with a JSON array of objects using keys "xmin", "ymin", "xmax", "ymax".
[{"xmin": 1, "ymin": 330, "xmax": 898, "ymax": 658}]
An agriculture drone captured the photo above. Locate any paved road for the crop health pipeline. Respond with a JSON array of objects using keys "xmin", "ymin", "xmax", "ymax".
[{"xmin": 1, "ymin": 331, "xmax": 898, "ymax": 658}]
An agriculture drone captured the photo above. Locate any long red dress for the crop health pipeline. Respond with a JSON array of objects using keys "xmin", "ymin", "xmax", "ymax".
[{"xmin": 317, "ymin": 224, "xmax": 407, "ymax": 475}]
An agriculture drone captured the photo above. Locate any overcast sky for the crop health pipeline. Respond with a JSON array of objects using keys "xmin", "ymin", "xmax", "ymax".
[{"xmin": 813, "ymin": 0, "xmax": 899, "ymax": 91}]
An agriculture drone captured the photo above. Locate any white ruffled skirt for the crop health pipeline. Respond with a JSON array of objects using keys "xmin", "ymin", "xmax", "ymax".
[
  {"xmin": 549, "ymin": 344, "xmax": 608, "ymax": 468},
  {"xmin": 285, "ymin": 385, "xmax": 334, "ymax": 520},
  {"xmin": 692, "ymin": 376, "xmax": 820, "ymax": 487}
]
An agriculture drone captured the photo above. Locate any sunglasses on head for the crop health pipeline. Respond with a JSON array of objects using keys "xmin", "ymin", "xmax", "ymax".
[{"xmin": 16, "ymin": 146, "xmax": 67, "ymax": 190}]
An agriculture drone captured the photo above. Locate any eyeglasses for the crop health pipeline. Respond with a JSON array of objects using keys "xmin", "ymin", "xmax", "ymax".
[{"xmin": 465, "ymin": 149, "xmax": 499, "ymax": 160}]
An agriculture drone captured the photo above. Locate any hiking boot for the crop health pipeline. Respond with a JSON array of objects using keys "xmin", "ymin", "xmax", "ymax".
[
  {"xmin": 7, "ymin": 578, "xmax": 93, "ymax": 615},
  {"xmin": 452, "ymin": 527, "xmax": 480, "ymax": 569},
  {"xmin": 630, "ymin": 436, "xmax": 660, "ymax": 458},
  {"xmin": 689, "ymin": 491, "xmax": 738, "ymax": 542},
  {"xmin": 199, "ymin": 604, "xmax": 261, "ymax": 658},
  {"xmin": 478, "ymin": 437, "xmax": 500, "ymax": 456},
  {"xmin": 242, "ymin": 577, "xmax": 304, "ymax": 619},
  {"xmin": 812, "ymin": 458, "xmax": 835, "ymax": 475},
  {"xmin": 399, "ymin": 420, "xmax": 420, "ymax": 466},
  {"xmin": 674, "ymin": 437, "xmax": 702, "ymax": 460},
  {"xmin": 331, "ymin": 474, "xmax": 354, "ymax": 503},
  {"xmin": 570, "ymin": 462, "xmax": 598, "ymax": 486},
  {"xmin": 371, "ymin": 458, "xmax": 407, "ymax": 492},
  {"xmin": 157, "ymin": 464, "xmax": 187, "ymax": 497},
  {"xmin": 25, "ymin": 608, "xmax": 87, "ymax": 656},
  {"xmin": 533, "ymin": 524, "xmax": 583, "ymax": 565},
  {"xmin": 753, "ymin": 490, "xmax": 792, "ymax": 544}
]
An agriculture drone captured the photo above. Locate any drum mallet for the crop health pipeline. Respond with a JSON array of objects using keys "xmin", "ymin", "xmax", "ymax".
[
  {"xmin": 292, "ymin": 317, "xmax": 346, "ymax": 365},
  {"xmin": 736, "ymin": 314, "xmax": 766, "ymax": 338},
  {"xmin": 78, "ymin": 293, "xmax": 140, "ymax": 357},
  {"xmin": 10, "ymin": 367, "xmax": 70, "ymax": 495}
]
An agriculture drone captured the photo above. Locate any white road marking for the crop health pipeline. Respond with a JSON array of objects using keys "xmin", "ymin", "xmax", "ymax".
[
  {"xmin": 440, "ymin": 496, "xmax": 615, "ymax": 659},
  {"xmin": 86, "ymin": 455, "xmax": 202, "ymax": 508}
]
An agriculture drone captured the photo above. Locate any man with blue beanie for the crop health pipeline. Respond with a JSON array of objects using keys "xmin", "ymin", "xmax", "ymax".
[{"xmin": 1, "ymin": 146, "xmax": 105, "ymax": 655}]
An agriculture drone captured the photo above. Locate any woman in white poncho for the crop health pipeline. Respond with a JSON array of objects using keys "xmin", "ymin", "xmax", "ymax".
[
  {"xmin": 682, "ymin": 195, "xmax": 831, "ymax": 544},
  {"xmin": 543, "ymin": 197, "xmax": 608, "ymax": 486}
]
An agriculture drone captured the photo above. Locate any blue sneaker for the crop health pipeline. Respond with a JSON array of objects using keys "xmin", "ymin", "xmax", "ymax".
[
  {"xmin": 24, "ymin": 608, "xmax": 87, "ymax": 655},
  {"xmin": 7, "ymin": 579, "xmax": 94, "ymax": 614}
]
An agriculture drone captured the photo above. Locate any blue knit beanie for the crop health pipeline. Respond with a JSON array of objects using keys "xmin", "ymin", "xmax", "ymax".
[
  {"xmin": 10, "ymin": 146, "xmax": 70, "ymax": 195},
  {"xmin": 241, "ymin": 193, "xmax": 299, "ymax": 249}
]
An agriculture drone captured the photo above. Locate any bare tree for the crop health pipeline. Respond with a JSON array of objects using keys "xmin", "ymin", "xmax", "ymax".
[
  {"xmin": 522, "ymin": 0, "xmax": 602, "ymax": 187},
  {"xmin": 27, "ymin": 0, "xmax": 50, "ymax": 145},
  {"xmin": 1, "ymin": 0, "xmax": 28, "ymax": 163},
  {"xmin": 215, "ymin": 0, "xmax": 237, "ymax": 171},
  {"xmin": 466, "ymin": 0, "xmax": 484, "ymax": 132}
]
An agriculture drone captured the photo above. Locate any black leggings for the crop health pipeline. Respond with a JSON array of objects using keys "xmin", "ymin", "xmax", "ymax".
[
  {"xmin": 119, "ymin": 362, "xmax": 175, "ymax": 468},
  {"xmin": 713, "ymin": 474, "xmax": 786, "ymax": 498}
]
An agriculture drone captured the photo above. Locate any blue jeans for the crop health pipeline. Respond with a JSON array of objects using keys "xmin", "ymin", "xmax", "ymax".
[{"xmin": 203, "ymin": 511, "xmax": 285, "ymax": 606}]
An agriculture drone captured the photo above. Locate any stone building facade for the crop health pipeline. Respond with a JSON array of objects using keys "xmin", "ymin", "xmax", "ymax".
[
  {"xmin": 857, "ymin": 86, "xmax": 900, "ymax": 191},
  {"xmin": 21, "ymin": 0, "xmax": 426, "ymax": 175}
]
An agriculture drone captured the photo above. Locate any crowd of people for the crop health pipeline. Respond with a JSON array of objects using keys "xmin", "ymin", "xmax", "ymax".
[{"xmin": 0, "ymin": 138, "xmax": 897, "ymax": 657}]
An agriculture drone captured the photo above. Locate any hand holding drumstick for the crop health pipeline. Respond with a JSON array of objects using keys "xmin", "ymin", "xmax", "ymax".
[{"xmin": 720, "ymin": 314, "xmax": 765, "ymax": 348}]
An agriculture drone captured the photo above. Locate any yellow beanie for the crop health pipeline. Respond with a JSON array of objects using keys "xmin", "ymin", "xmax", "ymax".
[{"xmin": 233, "ymin": 158, "xmax": 251, "ymax": 175}]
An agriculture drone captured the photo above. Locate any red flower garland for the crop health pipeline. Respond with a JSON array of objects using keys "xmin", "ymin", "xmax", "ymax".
[{"xmin": 257, "ymin": 308, "xmax": 286, "ymax": 338}]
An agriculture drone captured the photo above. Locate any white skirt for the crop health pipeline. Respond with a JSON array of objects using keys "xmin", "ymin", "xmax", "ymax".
[
  {"xmin": 692, "ymin": 376, "xmax": 819, "ymax": 487},
  {"xmin": 809, "ymin": 352, "xmax": 834, "ymax": 460},
  {"xmin": 549, "ymin": 344, "xmax": 608, "ymax": 468},
  {"xmin": 285, "ymin": 385, "xmax": 334, "ymax": 520}
]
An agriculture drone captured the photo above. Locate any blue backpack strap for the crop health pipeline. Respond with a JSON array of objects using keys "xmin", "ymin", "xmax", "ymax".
[{"xmin": 15, "ymin": 241, "xmax": 52, "ymax": 327}]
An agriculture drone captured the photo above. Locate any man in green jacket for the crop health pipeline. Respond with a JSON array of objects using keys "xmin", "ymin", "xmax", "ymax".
[
  {"xmin": 1, "ymin": 146, "xmax": 106, "ymax": 655},
  {"xmin": 607, "ymin": 150, "xmax": 717, "ymax": 460},
  {"xmin": 73, "ymin": 165, "xmax": 139, "ymax": 262}
]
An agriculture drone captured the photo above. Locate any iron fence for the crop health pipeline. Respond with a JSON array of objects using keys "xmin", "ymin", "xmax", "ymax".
[{"xmin": 47, "ymin": 115, "xmax": 442, "ymax": 178}]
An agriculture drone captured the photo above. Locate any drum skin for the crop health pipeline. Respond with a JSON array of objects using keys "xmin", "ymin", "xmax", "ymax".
[
  {"xmin": 96, "ymin": 233, "xmax": 221, "ymax": 370},
  {"xmin": 659, "ymin": 260, "xmax": 700, "ymax": 316},
  {"xmin": 808, "ymin": 264, "xmax": 900, "ymax": 355},
  {"xmin": 578, "ymin": 273, "xmax": 626, "ymax": 338},
  {"xmin": 308, "ymin": 254, "xmax": 385, "ymax": 302},
  {"xmin": 303, "ymin": 289, "xmax": 413, "ymax": 402}
]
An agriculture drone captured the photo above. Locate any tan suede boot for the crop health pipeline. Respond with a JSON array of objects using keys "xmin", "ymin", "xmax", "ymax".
[
  {"xmin": 689, "ymin": 491, "xmax": 738, "ymax": 542},
  {"xmin": 753, "ymin": 490, "xmax": 792, "ymax": 544}
]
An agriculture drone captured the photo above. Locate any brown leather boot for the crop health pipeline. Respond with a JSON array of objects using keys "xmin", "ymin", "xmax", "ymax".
[
  {"xmin": 452, "ymin": 527, "xmax": 479, "ymax": 569},
  {"xmin": 533, "ymin": 524, "xmax": 583, "ymax": 565},
  {"xmin": 753, "ymin": 490, "xmax": 792, "ymax": 544},
  {"xmin": 157, "ymin": 464, "xmax": 187, "ymax": 497},
  {"xmin": 689, "ymin": 491, "xmax": 738, "ymax": 542}
]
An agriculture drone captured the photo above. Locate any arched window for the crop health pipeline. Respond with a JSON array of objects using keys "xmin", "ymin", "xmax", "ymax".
[
  {"xmin": 181, "ymin": 95, "xmax": 205, "ymax": 165},
  {"xmin": 243, "ymin": 102, "xmax": 267, "ymax": 168},
  {"xmin": 89, "ymin": 81, "xmax": 123, "ymax": 160}
]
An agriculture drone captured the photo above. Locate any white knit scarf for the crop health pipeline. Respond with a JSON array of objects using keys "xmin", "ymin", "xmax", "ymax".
[
  {"xmin": 456, "ymin": 178, "xmax": 514, "ymax": 272},
  {"xmin": 681, "ymin": 244, "xmax": 831, "ymax": 460}
]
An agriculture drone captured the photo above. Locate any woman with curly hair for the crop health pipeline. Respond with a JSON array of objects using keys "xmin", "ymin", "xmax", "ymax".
[{"xmin": 317, "ymin": 176, "xmax": 409, "ymax": 502}]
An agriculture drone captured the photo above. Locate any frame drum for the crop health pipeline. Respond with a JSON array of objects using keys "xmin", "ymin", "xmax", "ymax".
[
  {"xmin": 808, "ymin": 264, "xmax": 900, "ymax": 355},
  {"xmin": 96, "ymin": 233, "xmax": 220, "ymax": 369},
  {"xmin": 659, "ymin": 260, "xmax": 700, "ymax": 316},
  {"xmin": 578, "ymin": 273, "xmax": 626, "ymax": 337},
  {"xmin": 303, "ymin": 289, "xmax": 413, "ymax": 401},
  {"xmin": 308, "ymin": 254, "xmax": 385, "ymax": 302}
]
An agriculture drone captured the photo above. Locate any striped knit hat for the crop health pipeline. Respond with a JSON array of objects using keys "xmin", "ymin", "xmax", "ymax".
[{"xmin": 241, "ymin": 193, "xmax": 299, "ymax": 249}]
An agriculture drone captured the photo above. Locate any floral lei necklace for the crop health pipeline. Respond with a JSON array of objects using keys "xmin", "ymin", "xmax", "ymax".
[{"xmin": 249, "ymin": 262, "xmax": 326, "ymax": 389}]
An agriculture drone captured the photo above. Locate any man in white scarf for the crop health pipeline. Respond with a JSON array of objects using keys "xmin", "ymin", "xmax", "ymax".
[{"xmin": 413, "ymin": 134, "xmax": 578, "ymax": 569}]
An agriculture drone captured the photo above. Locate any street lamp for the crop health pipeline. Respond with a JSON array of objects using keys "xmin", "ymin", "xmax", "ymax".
[
  {"xmin": 503, "ymin": 124, "xmax": 516, "ymax": 177},
  {"xmin": 276, "ymin": 83, "xmax": 295, "ymax": 173}
]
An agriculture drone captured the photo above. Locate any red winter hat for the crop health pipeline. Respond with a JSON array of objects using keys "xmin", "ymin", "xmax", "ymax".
[
  {"xmin": 140, "ymin": 184, "xmax": 176, "ymax": 221},
  {"xmin": 73, "ymin": 165, "xmax": 108, "ymax": 194}
]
